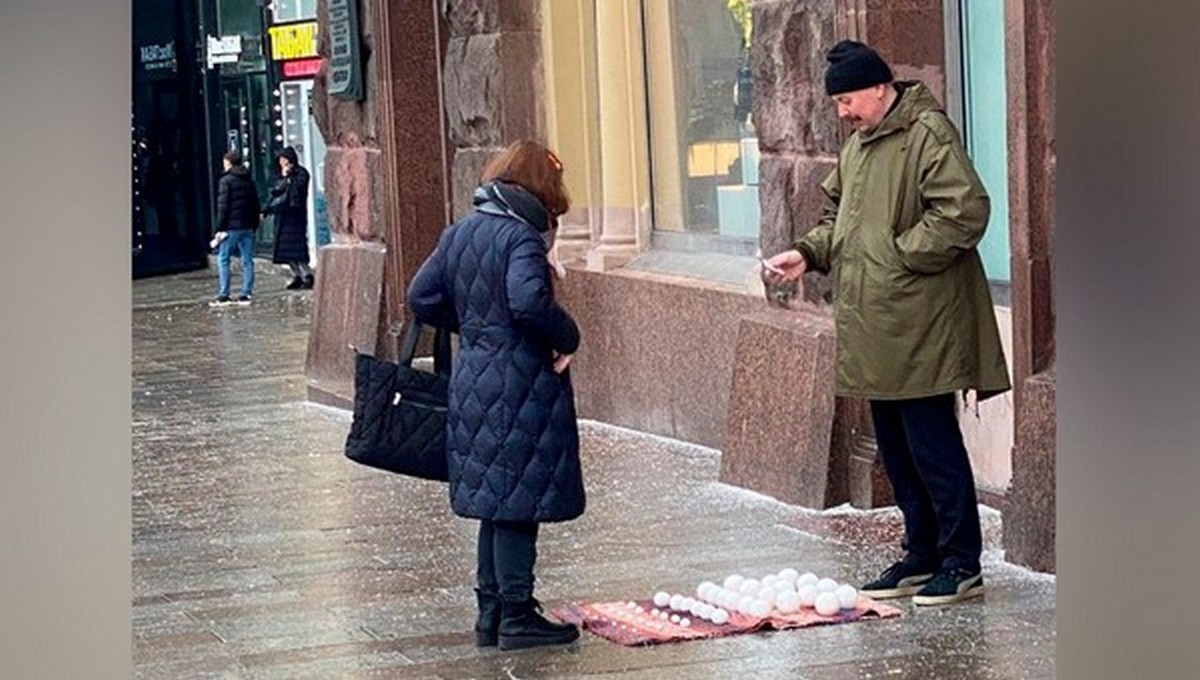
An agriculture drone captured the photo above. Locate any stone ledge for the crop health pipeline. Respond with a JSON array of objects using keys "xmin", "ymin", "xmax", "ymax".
[
  {"xmin": 719, "ymin": 308, "xmax": 838, "ymax": 508},
  {"xmin": 308, "ymin": 379, "xmax": 354, "ymax": 411},
  {"xmin": 1004, "ymin": 368, "xmax": 1057, "ymax": 573},
  {"xmin": 304, "ymin": 242, "xmax": 387, "ymax": 401}
]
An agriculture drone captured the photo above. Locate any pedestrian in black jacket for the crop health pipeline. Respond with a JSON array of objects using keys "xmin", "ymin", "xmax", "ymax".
[
  {"xmin": 210, "ymin": 151, "xmax": 261, "ymax": 306},
  {"xmin": 408, "ymin": 140, "xmax": 583, "ymax": 651},
  {"xmin": 262, "ymin": 147, "xmax": 313, "ymax": 290}
]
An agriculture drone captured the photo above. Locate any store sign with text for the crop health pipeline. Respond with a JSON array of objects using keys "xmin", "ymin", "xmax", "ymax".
[
  {"xmin": 268, "ymin": 22, "xmax": 319, "ymax": 62},
  {"xmin": 206, "ymin": 34, "xmax": 242, "ymax": 68},
  {"xmin": 328, "ymin": 0, "xmax": 363, "ymax": 100},
  {"xmin": 139, "ymin": 42, "xmax": 176, "ymax": 77},
  {"xmin": 282, "ymin": 58, "xmax": 322, "ymax": 78}
]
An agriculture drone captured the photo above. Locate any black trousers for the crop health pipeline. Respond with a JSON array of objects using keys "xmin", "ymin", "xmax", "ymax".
[
  {"xmin": 870, "ymin": 393, "xmax": 983, "ymax": 573},
  {"xmin": 477, "ymin": 520, "xmax": 540, "ymax": 602}
]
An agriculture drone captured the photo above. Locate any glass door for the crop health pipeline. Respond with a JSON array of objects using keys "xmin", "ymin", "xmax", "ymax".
[
  {"xmin": 306, "ymin": 84, "xmax": 331, "ymax": 253},
  {"xmin": 952, "ymin": 0, "xmax": 1011, "ymax": 285},
  {"xmin": 280, "ymin": 79, "xmax": 329, "ymax": 266},
  {"xmin": 217, "ymin": 74, "xmax": 274, "ymax": 253},
  {"xmin": 133, "ymin": 77, "xmax": 210, "ymax": 277}
]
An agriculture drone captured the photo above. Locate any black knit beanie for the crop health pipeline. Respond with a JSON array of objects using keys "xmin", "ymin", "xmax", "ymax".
[{"xmin": 824, "ymin": 40, "xmax": 894, "ymax": 96}]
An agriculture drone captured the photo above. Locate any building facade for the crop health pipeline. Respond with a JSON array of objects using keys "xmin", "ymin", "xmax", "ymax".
[
  {"xmin": 132, "ymin": 0, "xmax": 331, "ymax": 277},
  {"xmin": 132, "ymin": 0, "xmax": 210, "ymax": 277},
  {"xmin": 305, "ymin": 0, "xmax": 1056, "ymax": 572}
]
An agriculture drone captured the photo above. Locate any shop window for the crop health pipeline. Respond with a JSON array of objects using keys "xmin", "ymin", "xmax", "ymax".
[
  {"xmin": 946, "ymin": 0, "xmax": 1011, "ymax": 288},
  {"xmin": 643, "ymin": 0, "xmax": 760, "ymax": 253},
  {"xmin": 272, "ymin": 0, "xmax": 319, "ymax": 23},
  {"xmin": 216, "ymin": 0, "xmax": 267, "ymax": 72}
]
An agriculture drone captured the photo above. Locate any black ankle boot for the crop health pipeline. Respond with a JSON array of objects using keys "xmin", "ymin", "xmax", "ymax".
[
  {"xmin": 497, "ymin": 597, "xmax": 579, "ymax": 651},
  {"xmin": 302, "ymin": 274, "xmax": 315, "ymax": 289},
  {"xmin": 285, "ymin": 276, "xmax": 303, "ymax": 290},
  {"xmin": 474, "ymin": 588, "xmax": 502, "ymax": 647}
]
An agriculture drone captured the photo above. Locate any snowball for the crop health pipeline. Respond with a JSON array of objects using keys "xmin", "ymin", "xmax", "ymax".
[
  {"xmin": 835, "ymin": 584, "xmax": 859, "ymax": 610},
  {"xmin": 797, "ymin": 584, "xmax": 819, "ymax": 608},
  {"xmin": 775, "ymin": 590, "xmax": 802, "ymax": 614},
  {"xmin": 815, "ymin": 592, "xmax": 841, "ymax": 616}
]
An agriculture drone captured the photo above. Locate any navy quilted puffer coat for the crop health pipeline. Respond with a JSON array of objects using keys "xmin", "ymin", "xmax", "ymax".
[{"xmin": 407, "ymin": 181, "xmax": 585, "ymax": 523}]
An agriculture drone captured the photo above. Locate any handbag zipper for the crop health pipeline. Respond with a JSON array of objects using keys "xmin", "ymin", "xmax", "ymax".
[{"xmin": 393, "ymin": 391, "xmax": 448, "ymax": 412}]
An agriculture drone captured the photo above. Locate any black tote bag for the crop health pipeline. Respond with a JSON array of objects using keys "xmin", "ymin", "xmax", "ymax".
[{"xmin": 344, "ymin": 322, "xmax": 453, "ymax": 482}]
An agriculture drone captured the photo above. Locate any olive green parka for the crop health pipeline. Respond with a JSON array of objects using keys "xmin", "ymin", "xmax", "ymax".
[{"xmin": 796, "ymin": 81, "xmax": 1011, "ymax": 401}]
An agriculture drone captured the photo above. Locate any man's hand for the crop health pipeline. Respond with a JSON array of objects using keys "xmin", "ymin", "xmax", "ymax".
[
  {"xmin": 552, "ymin": 352, "xmax": 573, "ymax": 374},
  {"xmin": 763, "ymin": 249, "xmax": 807, "ymax": 283}
]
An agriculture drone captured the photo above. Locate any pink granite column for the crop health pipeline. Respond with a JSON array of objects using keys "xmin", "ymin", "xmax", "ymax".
[
  {"xmin": 1004, "ymin": 0, "xmax": 1056, "ymax": 574},
  {"xmin": 441, "ymin": 0, "xmax": 546, "ymax": 221},
  {"xmin": 753, "ymin": 0, "xmax": 841, "ymax": 299},
  {"xmin": 375, "ymin": 0, "xmax": 454, "ymax": 352},
  {"xmin": 305, "ymin": 0, "xmax": 449, "ymax": 407}
]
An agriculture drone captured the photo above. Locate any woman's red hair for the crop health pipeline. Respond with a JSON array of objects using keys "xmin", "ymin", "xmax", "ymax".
[{"xmin": 481, "ymin": 140, "xmax": 570, "ymax": 218}]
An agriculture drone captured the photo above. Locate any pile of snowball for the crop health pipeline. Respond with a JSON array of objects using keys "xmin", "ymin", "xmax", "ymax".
[{"xmin": 652, "ymin": 568, "xmax": 859, "ymax": 625}]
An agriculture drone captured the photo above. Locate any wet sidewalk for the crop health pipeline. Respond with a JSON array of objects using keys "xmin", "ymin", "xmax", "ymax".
[{"xmin": 133, "ymin": 269, "xmax": 1055, "ymax": 679}]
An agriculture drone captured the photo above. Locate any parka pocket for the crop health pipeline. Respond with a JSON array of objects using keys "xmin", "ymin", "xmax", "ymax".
[
  {"xmin": 836, "ymin": 261, "xmax": 868, "ymax": 313},
  {"xmin": 861, "ymin": 253, "xmax": 927, "ymax": 339},
  {"xmin": 860, "ymin": 229, "xmax": 915, "ymax": 281}
]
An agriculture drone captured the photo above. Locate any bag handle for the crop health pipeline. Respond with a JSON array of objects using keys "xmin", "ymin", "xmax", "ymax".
[{"xmin": 398, "ymin": 321, "xmax": 452, "ymax": 375}]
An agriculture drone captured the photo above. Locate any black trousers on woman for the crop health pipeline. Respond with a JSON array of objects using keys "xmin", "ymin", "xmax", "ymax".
[{"xmin": 477, "ymin": 520, "xmax": 539, "ymax": 601}]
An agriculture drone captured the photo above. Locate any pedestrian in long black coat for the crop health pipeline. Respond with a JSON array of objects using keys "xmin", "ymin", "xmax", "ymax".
[{"xmin": 262, "ymin": 147, "xmax": 312, "ymax": 289}]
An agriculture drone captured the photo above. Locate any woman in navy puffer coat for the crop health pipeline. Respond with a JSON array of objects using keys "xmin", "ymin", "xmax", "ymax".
[{"xmin": 407, "ymin": 140, "xmax": 584, "ymax": 651}]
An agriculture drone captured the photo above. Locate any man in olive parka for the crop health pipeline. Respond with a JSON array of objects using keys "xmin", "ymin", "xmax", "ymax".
[{"xmin": 766, "ymin": 41, "xmax": 1011, "ymax": 606}]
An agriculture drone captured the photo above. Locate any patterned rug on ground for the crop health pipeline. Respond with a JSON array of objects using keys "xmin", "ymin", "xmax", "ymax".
[{"xmin": 551, "ymin": 597, "xmax": 903, "ymax": 647}]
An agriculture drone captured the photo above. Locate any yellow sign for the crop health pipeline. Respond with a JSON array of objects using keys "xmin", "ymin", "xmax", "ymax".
[{"xmin": 269, "ymin": 22, "xmax": 319, "ymax": 61}]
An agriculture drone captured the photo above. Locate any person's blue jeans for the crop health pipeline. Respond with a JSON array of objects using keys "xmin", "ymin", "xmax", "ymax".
[{"xmin": 217, "ymin": 229, "xmax": 256, "ymax": 298}]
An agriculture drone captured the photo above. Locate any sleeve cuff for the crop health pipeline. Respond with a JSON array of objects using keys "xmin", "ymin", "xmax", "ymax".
[{"xmin": 794, "ymin": 242, "xmax": 818, "ymax": 271}]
